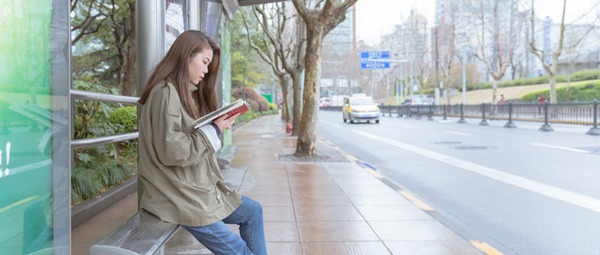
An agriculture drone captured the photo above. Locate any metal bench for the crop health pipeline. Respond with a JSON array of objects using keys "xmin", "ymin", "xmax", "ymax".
[
  {"xmin": 89, "ymin": 144, "xmax": 237, "ymax": 255},
  {"xmin": 89, "ymin": 210, "xmax": 179, "ymax": 255}
]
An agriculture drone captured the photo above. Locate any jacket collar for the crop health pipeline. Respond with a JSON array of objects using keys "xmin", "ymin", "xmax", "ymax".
[{"xmin": 188, "ymin": 83, "xmax": 199, "ymax": 92}]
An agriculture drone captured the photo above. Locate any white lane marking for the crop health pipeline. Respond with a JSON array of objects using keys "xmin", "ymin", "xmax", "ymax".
[
  {"xmin": 530, "ymin": 142, "xmax": 590, "ymax": 154},
  {"xmin": 349, "ymin": 129, "xmax": 600, "ymax": 214},
  {"xmin": 402, "ymin": 125, "xmax": 417, "ymax": 128},
  {"xmin": 445, "ymin": 131, "xmax": 472, "ymax": 136}
]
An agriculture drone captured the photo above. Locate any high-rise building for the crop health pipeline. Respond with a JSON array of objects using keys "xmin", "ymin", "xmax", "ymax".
[{"xmin": 321, "ymin": 7, "xmax": 357, "ymax": 97}]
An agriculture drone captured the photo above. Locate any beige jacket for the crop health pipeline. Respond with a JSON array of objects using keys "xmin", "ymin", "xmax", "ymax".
[{"xmin": 138, "ymin": 82, "xmax": 242, "ymax": 226}]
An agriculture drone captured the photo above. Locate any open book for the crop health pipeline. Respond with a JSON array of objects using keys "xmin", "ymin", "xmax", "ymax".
[{"xmin": 193, "ymin": 99, "xmax": 250, "ymax": 129}]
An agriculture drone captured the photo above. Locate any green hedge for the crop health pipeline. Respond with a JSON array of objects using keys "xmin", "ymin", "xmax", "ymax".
[
  {"xmin": 72, "ymin": 150, "xmax": 135, "ymax": 205},
  {"xmin": 109, "ymin": 106, "xmax": 137, "ymax": 133},
  {"xmin": 521, "ymin": 82, "xmax": 600, "ymax": 102},
  {"xmin": 234, "ymin": 108, "xmax": 278, "ymax": 126},
  {"xmin": 268, "ymin": 102, "xmax": 278, "ymax": 111},
  {"xmin": 467, "ymin": 69, "xmax": 600, "ymax": 91},
  {"xmin": 71, "ymin": 78, "xmax": 138, "ymax": 206}
]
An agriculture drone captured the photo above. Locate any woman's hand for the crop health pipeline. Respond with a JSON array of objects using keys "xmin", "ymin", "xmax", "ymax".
[{"xmin": 213, "ymin": 113, "xmax": 240, "ymax": 132}]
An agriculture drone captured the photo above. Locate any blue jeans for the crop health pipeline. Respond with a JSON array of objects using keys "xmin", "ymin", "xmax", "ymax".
[{"xmin": 181, "ymin": 196, "xmax": 266, "ymax": 255}]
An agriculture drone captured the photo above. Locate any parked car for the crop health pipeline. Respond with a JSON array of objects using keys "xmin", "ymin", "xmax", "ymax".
[
  {"xmin": 319, "ymin": 97, "xmax": 331, "ymax": 107},
  {"xmin": 400, "ymin": 96, "xmax": 433, "ymax": 117},
  {"xmin": 342, "ymin": 94, "xmax": 380, "ymax": 123}
]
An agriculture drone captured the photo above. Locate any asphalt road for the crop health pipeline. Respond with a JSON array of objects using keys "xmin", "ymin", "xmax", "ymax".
[{"xmin": 317, "ymin": 110, "xmax": 600, "ymax": 255}]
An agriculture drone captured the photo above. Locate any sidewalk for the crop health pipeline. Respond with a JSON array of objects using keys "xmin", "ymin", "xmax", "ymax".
[{"xmin": 72, "ymin": 114, "xmax": 485, "ymax": 255}]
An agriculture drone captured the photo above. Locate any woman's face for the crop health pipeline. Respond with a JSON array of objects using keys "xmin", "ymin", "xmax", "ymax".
[{"xmin": 188, "ymin": 47, "xmax": 213, "ymax": 85}]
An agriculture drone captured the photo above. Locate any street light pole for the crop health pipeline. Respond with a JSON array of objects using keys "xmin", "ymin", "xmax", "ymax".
[
  {"xmin": 390, "ymin": 59, "xmax": 408, "ymax": 105},
  {"xmin": 460, "ymin": 34, "xmax": 468, "ymax": 106},
  {"xmin": 462, "ymin": 48, "xmax": 466, "ymax": 105},
  {"xmin": 395, "ymin": 79, "xmax": 399, "ymax": 106},
  {"xmin": 409, "ymin": 59, "xmax": 414, "ymax": 99},
  {"xmin": 242, "ymin": 65, "xmax": 246, "ymax": 101}
]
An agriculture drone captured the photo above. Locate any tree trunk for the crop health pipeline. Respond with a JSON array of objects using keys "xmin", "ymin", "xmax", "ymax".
[
  {"xmin": 549, "ymin": 75, "xmax": 557, "ymax": 103},
  {"xmin": 295, "ymin": 26, "xmax": 323, "ymax": 156},
  {"xmin": 566, "ymin": 73, "xmax": 571, "ymax": 102},
  {"xmin": 290, "ymin": 70, "xmax": 302, "ymax": 135},
  {"xmin": 122, "ymin": 4, "xmax": 136, "ymax": 96},
  {"xmin": 491, "ymin": 79, "xmax": 498, "ymax": 104},
  {"xmin": 278, "ymin": 75, "xmax": 291, "ymax": 122}
]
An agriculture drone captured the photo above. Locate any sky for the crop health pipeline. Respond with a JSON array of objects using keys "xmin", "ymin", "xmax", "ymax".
[{"xmin": 355, "ymin": 0, "xmax": 600, "ymax": 46}]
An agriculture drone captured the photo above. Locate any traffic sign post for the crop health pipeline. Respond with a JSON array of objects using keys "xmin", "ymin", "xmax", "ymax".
[
  {"xmin": 360, "ymin": 51, "xmax": 392, "ymax": 97},
  {"xmin": 360, "ymin": 51, "xmax": 390, "ymax": 70},
  {"xmin": 360, "ymin": 61, "xmax": 390, "ymax": 69},
  {"xmin": 360, "ymin": 51, "xmax": 390, "ymax": 60}
]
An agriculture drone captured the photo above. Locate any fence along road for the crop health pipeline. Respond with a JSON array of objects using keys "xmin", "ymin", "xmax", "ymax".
[{"xmin": 322, "ymin": 100, "xmax": 600, "ymax": 135}]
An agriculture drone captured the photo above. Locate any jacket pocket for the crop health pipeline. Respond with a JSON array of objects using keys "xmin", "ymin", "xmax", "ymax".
[
  {"xmin": 216, "ymin": 180, "xmax": 234, "ymax": 194},
  {"xmin": 172, "ymin": 165, "xmax": 212, "ymax": 192}
]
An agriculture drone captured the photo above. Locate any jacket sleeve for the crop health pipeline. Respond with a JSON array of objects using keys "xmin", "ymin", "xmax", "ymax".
[
  {"xmin": 149, "ymin": 86, "xmax": 215, "ymax": 167},
  {"xmin": 197, "ymin": 125, "xmax": 222, "ymax": 152}
]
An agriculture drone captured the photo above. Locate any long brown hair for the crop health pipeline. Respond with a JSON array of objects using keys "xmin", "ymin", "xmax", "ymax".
[{"xmin": 138, "ymin": 30, "xmax": 221, "ymax": 119}]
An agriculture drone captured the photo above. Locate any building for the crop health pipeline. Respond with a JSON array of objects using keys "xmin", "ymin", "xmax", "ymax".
[{"xmin": 320, "ymin": 7, "xmax": 359, "ymax": 97}]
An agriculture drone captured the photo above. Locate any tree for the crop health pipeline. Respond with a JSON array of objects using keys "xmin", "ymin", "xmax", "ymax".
[
  {"xmin": 436, "ymin": 23, "xmax": 457, "ymax": 105},
  {"xmin": 291, "ymin": 0, "xmax": 358, "ymax": 156},
  {"xmin": 230, "ymin": 16, "xmax": 269, "ymax": 93},
  {"xmin": 530, "ymin": 0, "xmax": 599, "ymax": 103},
  {"xmin": 468, "ymin": 0, "xmax": 517, "ymax": 104},
  {"xmin": 245, "ymin": 3, "xmax": 307, "ymax": 134},
  {"xmin": 238, "ymin": 7, "xmax": 293, "ymax": 122},
  {"xmin": 71, "ymin": 0, "xmax": 136, "ymax": 96},
  {"xmin": 111, "ymin": 0, "xmax": 136, "ymax": 96},
  {"xmin": 529, "ymin": 0, "xmax": 566, "ymax": 103}
]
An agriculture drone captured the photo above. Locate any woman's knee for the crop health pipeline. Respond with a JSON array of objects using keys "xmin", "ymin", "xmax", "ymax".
[{"xmin": 242, "ymin": 196, "xmax": 263, "ymax": 218}]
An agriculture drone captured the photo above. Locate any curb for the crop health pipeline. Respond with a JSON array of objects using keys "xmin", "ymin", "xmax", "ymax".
[{"xmin": 71, "ymin": 176, "xmax": 137, "ymax": 229}]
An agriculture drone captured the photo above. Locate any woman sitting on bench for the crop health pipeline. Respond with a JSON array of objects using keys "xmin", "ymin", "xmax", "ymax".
[{"xmin": 137, "ymin": 30, "xmax": 266, "ymax": 255}]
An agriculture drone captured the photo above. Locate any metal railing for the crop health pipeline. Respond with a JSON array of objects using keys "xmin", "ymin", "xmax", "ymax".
[
  {"xmin": 70, "ymin": 90, "xmax": 139, "ymax": 149},
  {"xmin": 321, "ymin": 100, "xmax": 600, "ymax": 135}
]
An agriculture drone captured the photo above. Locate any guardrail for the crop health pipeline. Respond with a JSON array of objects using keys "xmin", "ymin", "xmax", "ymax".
[
  {"xmin": 320, "ymin": 100, "xmax": 600, "ymax": 135},
  {"xmin": 70, "ymin": 90, "xmax": 139, "ymax": 149}
]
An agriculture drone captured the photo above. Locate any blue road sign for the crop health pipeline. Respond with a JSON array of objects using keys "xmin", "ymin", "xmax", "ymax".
[
  {"xmin": 360, "ymin": 51, "xmax": 390, "ymax": 60},
  {"xmin": 360, "ymin": 61, "xmax": 390, "ymax": 69}
]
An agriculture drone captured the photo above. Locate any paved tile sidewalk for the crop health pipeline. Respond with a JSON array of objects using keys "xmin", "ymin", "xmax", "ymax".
[
  {"xmin": 165, "ymin": 114, "xmax": 484, "ymax": 255},
  {"xmin": 71, "ymin": 114, "xmax": 485, "ymax": 254}
]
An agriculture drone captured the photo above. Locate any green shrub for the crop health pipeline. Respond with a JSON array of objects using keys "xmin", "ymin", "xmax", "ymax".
[
  {"xmin": 71, "ymin": 148, "xmax": 136, "ymax": 205},
  {"xmin": 467, "ymin": 69, "xmax": 600, "ymax": 91},
  {"xmin": 96, "ymin": 160, "xmax": 131, "ymax": 187},
  {"xmin": 73, "ymin": 78, "xmax": 122, "ymax": 139},
  {"xmin": 268, "ymin": 102, "xmax": 278, "ymax": 111},
  {"xmin": 520, "ymin": 81, "xmax": 600, "ymax": 102},
  {"xmin": 233, "ymin": 107, "xmax": 278, "ymax": 126},
  {"xmin": 71, "ymin": 166, "xmax": 102, "ymax": 204},
  {"xmin": 109, "ymin": 106, "xmax": 137, "ymax": 133},
  {"xmin": 555, "ymin": 69, "xmax": 600, "ymax": 82},
  {"xmin": 245, "ymin": 99, "xmax": 260, "ymax": 112},
  {"xmin": 232, "ymin": 87, "xmax": 270, "ymax": 111},
  {"xmin": 71, "ymin": 78, "xmax": 138, "ymax": 206}
]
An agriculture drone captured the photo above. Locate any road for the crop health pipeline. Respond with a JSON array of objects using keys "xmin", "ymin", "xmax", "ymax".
[{"xmin": 317, "ymin": 110, "xmax": 600, "ymax": 255}]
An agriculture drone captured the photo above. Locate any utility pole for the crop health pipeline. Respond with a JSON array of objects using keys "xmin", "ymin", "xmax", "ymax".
[
  {"xmin": 434, "ymin": 27, "xmax": 440, "ymax": 104},
  {"xmin": 369, "ymin": 69, "xmax": 373, "ymax": 97},
  {"xmin": 242, "ymin": 65, "xmax": 246, "ymax": 101},
  {"xmin": 409, "ymin": 59, "xmax": 414, "ymax": 99},
  {"xmin": 462, "ymin": 48, "xmax": 466, "ymax": 105},
  {"xmin": 461, "ymin": 34, "xmax": 467, "ymax": 105}
]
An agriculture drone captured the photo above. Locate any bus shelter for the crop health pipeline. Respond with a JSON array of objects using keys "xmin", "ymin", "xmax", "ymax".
[{"xmin": 0, "ymin": 0, "xmax": 285, "ymax": 254}]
